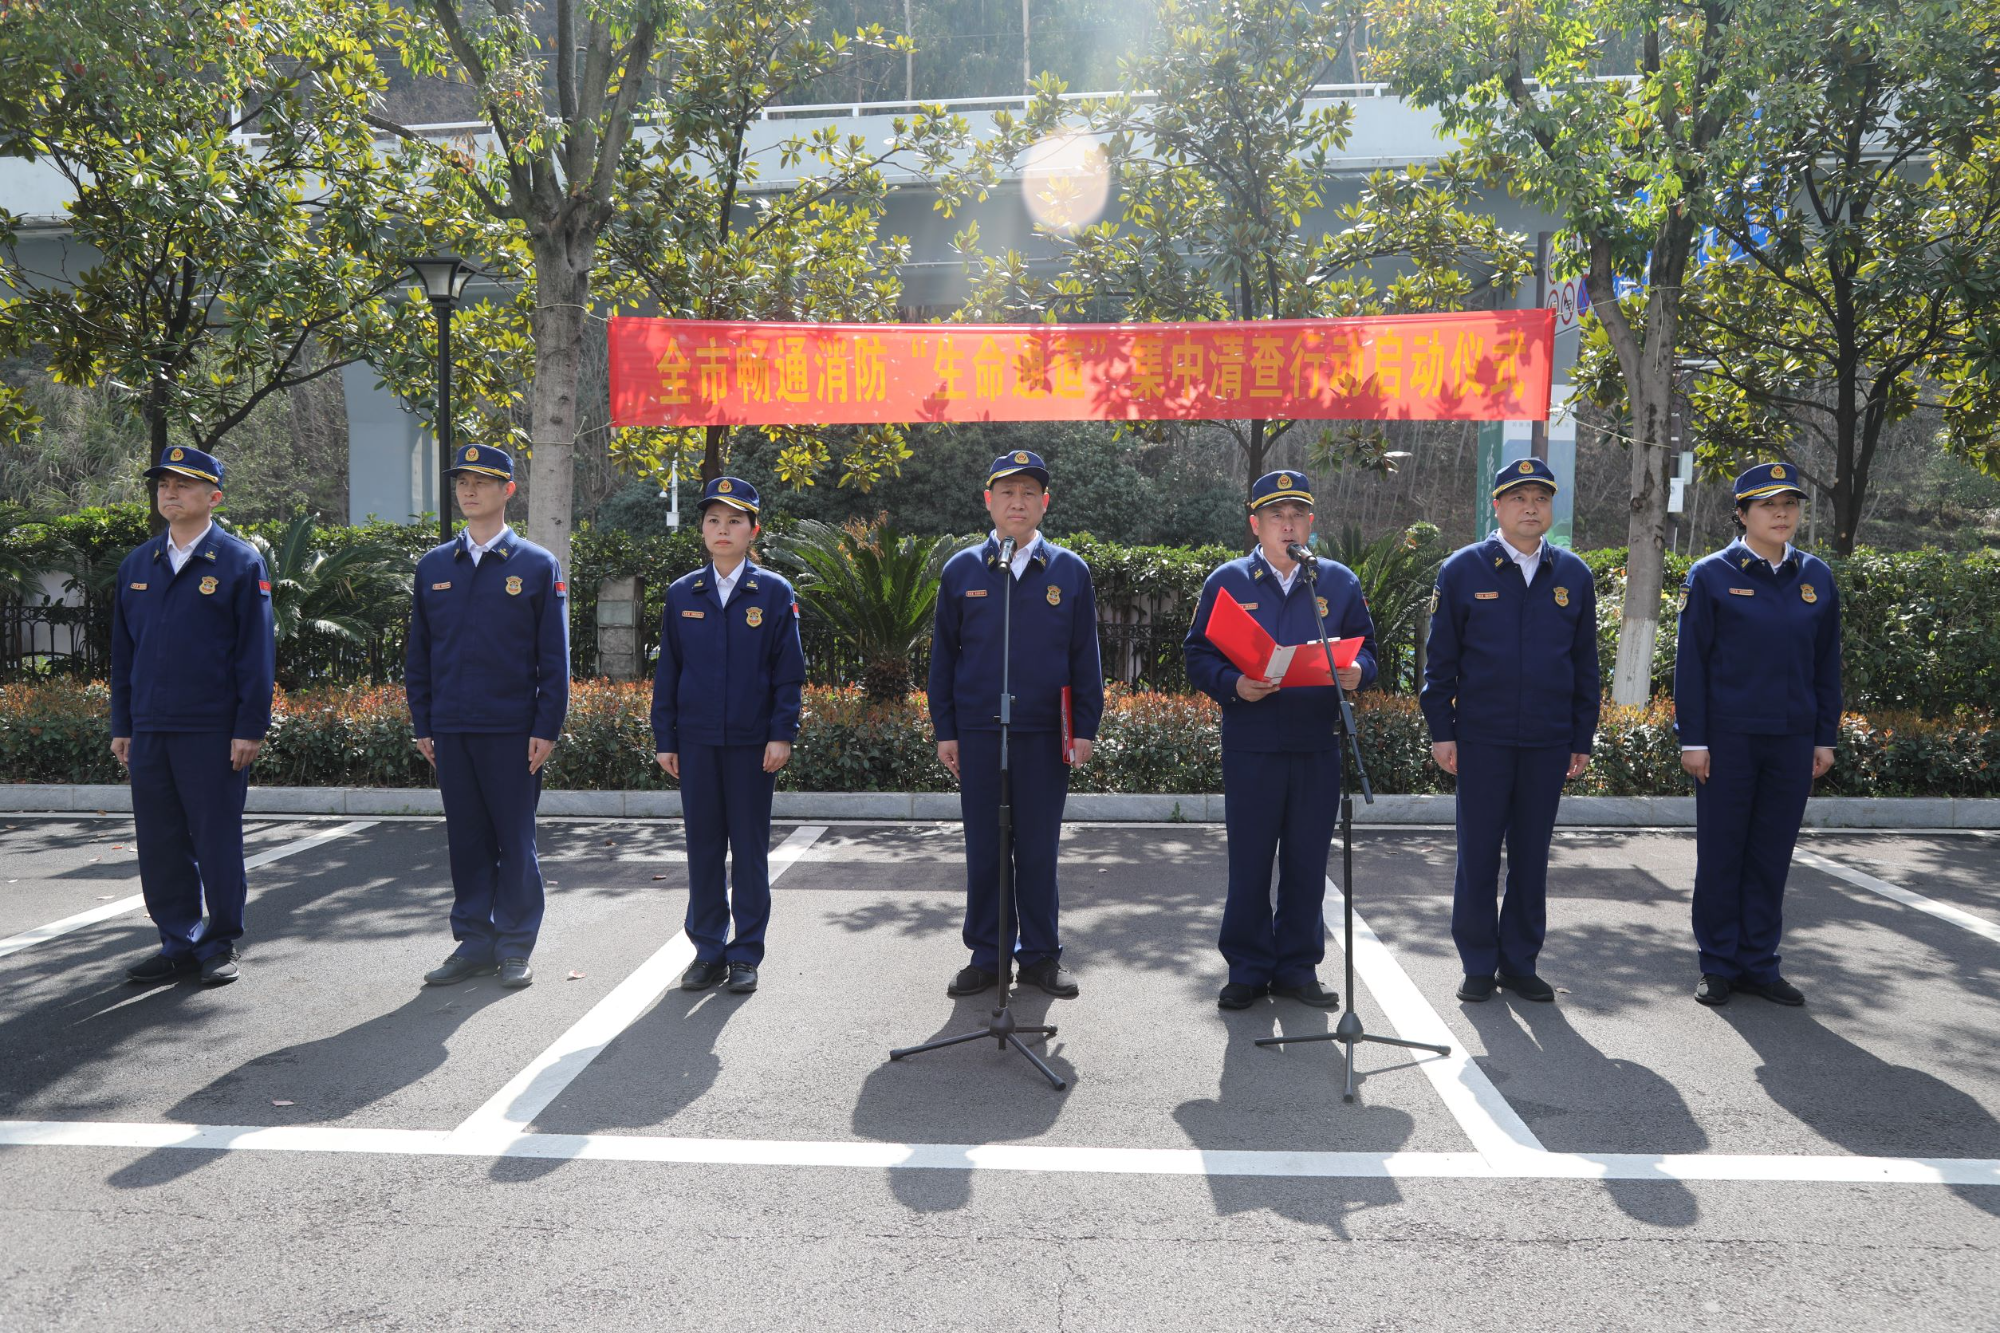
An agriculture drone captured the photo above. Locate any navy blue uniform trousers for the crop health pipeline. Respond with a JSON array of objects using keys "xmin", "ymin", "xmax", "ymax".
[
  {"xmin": 1220, "ymin": 748, "xmax": 1338, "ymax": 988},
  {"xmin": 1693, "ymin": 730, "xmax": 1814, "ymax": 982},
  {"xmin": 130, "ymin": 731, "xmax": 250, "ymax": 962},
  {"xmin": 434, "ymin": 732, "xmax": 546, "ymax": 961},
  {"xmin": 959, "ymin": 729, "xmax": 1068, "ymax": 972},
  {"xmin": 1451, "ymin": 741, "xmax": 1570, "ymax": 977},
  {"xmin": 679, "ymin": 740, "xmax": 776, "ymax": 966}
]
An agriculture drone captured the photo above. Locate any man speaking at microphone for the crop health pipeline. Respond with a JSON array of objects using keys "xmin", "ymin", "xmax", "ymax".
[
  {"xmin": 1184, "ymin": 470, "xmax": 1378, "ymax": 1011},
  {"xmin": 929, "ymin": 450, "xmax": 1104, "ymax": 1001}
]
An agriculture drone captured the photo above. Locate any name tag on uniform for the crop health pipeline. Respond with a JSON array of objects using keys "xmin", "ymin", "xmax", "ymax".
[
  {"xmin": 431, "ymin": 581, "xmax": 451, "ymax": 590},
  {"xmin": 682, "ymin": 609, "xmax": 705, "ymax": 618},
  {"xmin": 965, "ymin": 589, "xmax": 988, "ymax": 598},
  {"xmin": 1474, "ymin": 591, "xmax": 1500, "ymax": 600},
  {"xmin": 1238, "ymin": 602, "xmax": 1258, "ymax": 610},
  {"xmin": 1729, "ymin": 588, "xmax": 1755, "ymax": 596},
  {"xmin": 128, "ymin": 582, "xmax": 147, "ymax": 590}
]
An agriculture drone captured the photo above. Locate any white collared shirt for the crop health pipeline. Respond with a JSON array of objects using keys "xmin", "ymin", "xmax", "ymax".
[
  {"xmin": 991, "ymin": 530, "xmax": 1044, "ymax": 580},
  {"xmin": 1501, "ymin": 534, "xmax": 1545, "ymax": 585},
  {"xmin": 713, "ymin": 561, "xmax": 747, "ymax": 607},
  {"xmin": 166, "ymin": 522, "xmax": 213, "ymax": 575},
  {"xmin": 1273, "ymin": 561, "xmax": 1302, "ymax": 597},
  {"xmin": 463, "ymin": 524, "xmax": 511, "ymax": 567}
]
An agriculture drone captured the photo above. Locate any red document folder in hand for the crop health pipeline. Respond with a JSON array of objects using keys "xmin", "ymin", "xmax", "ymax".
[
  {"xmin": 1060, "ymin": 686, "xmax": 1075, "ymax": 764},
  {"xmin": 1204, "ymin": 589, "xmax": 1363, "ymax": 687}
]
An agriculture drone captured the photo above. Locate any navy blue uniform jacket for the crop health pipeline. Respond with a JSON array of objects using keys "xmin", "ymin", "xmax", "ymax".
[
  {"xmin": 928, "ymin": 536, "xmax": 1105, "ymax": 741},
  {"xmin": 1674, "ymin": 540, "xmax": 1842, "ymax": 747},
  {"xmin": 651, "ymin": 561, "xmax": 808, "ymax": 751},
  {"xmin": 406, "ymin": 531, "xmax": 570, "ymax": 740},
  {"xmin": 1183, "ymin": 550, "xmax": 1379, "ymax": 753},
  {"xmin": 110, "ymin": 525, "xmax": 276, "ymax": 738},
  {"xmin": 1420, "ymin": 535, "xmax": 1601, "ymax": 752}
]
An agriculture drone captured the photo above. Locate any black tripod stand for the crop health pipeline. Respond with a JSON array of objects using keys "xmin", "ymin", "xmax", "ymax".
[
  {"xmin": 1254, "ymin": 548, "xmax": 1450, "ymax": 1101},
  {"xmin": 888, "ymin": 537, "xmax": 1065, "ymax": 1090}
]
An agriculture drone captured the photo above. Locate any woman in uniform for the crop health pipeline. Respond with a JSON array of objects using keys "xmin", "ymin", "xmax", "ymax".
[{"xmin": 1673, "ymin": 462, "xmax": 1841, "ymax": 1008}]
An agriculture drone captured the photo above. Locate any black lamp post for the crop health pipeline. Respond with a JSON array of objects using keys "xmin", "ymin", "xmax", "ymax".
[{"xmin": 408, "ymin": 255, "xmax": 475, "ymax": 545}]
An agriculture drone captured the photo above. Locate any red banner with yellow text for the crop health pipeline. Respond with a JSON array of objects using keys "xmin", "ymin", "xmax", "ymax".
[{"xmin": 608, "ymin": 311, "xmax": 1553, "ymax": 428}]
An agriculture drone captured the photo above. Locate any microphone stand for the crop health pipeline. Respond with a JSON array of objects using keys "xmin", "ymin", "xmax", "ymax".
[
  {"xmin": 1253, "ymin": 544, "xmax": 1450, "ymax": 1102},
  {"xmin": 888, "ymin": 535, "xmax": 1065, "ymax": 1089}
]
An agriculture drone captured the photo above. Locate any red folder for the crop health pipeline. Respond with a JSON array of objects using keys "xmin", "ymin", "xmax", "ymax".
[
  {"xmin": 1203, "ymin": 589, "xmax": 1363, "ymax": 687},
  {"xmin": 1060, "ymin": 685, "xmax": 1075, "ymax": 764}
]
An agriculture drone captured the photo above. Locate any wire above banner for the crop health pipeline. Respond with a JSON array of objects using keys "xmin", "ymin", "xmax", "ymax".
[{"xmin": 608, "ymin": 310, "xmax": 1554, "ymax": 428}]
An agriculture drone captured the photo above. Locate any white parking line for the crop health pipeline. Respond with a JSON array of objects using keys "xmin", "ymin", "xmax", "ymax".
[
  {"xmin": 1324, "ymin": 876, "xmax": 1547, "ymax": 1162},
  {"xmin": 3, "ymin": 1118, "xmax": 1995, "ymax": 1187},
  {"xmin": 447, "ymin": 825, "xmax": 830, "ymax": 1146},
  {"xmin": 0, "ymin": 820, "xmax": 377, "ymax": 961},
  {"xmin": 1794, "ymin": 848, "xmax": 2000, "ymax": 948}
]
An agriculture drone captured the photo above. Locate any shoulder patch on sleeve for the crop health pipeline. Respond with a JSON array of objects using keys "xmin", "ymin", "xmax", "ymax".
[
  {"xmin": 258, "ymin": 580, "xmax": 271, "ymax": 596},
  {"xmin": 554, "ymin": 579, "xmax": 567, "ymax": 597}
]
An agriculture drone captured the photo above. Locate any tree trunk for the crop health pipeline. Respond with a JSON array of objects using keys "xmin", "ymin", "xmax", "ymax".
[
  {"xmin": 702, "ymin": 423, "xmax": 726, "ymax": 482},
  {"xmin": 1612, "ymin": 345, "xmax": 1674, "ymax": 706},
  {"xmin": 144, "ymin": 377, "xmax": 170, "ymax": 535},
  {"xmin": 526, "ymin": 237, "xmax": 588, "ymax": 576}
]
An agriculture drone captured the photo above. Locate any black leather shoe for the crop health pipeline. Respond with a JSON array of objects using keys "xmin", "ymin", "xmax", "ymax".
[
  {"xmin": 1457, "ymin": 974, "xmax": 1497, "ymax": 1002},
  {"xmin": 1217, "ymin": 982, "xmax": 1268, "ymax": 1010},
  {"xmin": 199, "ymin": 951, "xmax": 240, "ymax": 986},
  {"xmin": 1018, "ymin": 959, "xmax": 1080, "ymax": 998},
  {"xmin": 126, "ymin": 952, "xmax": 198, "ymax": 984},
  {"xmin": 1497, "ymin": 972, "xmax": 1555, "ymax": 1002},
  {"xmin": 948, "ymin": 965, "xmax": 998, "ymax": 996},
  {"xmin": 726, "ymin": 963, "xmax": 759, "ymax": 994},
  {"xmin": 497, "ymin": 957, "xmax": 533, "ymax": 989},
  {"xmin": 1272, "ymin": 978, "xmax": 1340, "ymax": 1008},
  {"xmin": 681, "ymin": 959, "xmax": 728, "ymax": 991},
  {"xmin": 424, "ymin": 954, "xmax": 496, "ymax": 986},
  {"xmin": 1695, "ymin": 973, "xmax": 1732, "ymax": 1006},
  {"xmin": 1734, "ymin": 975, "xmax": 1804, "ymax": 1006}
]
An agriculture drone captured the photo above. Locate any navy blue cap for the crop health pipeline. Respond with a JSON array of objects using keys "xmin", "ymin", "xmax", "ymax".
[
  {"xmin": 1248, "ymin": 470, "xmax": 1313, "ymax": 511},
  {"xmin": 446, "ymin": 443, "xmax": 514, "ymax": 480},
  {"xmin": 145, "ymin": 445, "xmax": 224, "ymax": 488},
  {"xmin": 697, "ymin": 476, "xmax": 759, "ymax": 514},
  {"xmin": 1492, "ymin": 456, "xmax": 1558, "ymax": 498},
  {"xmin": 1734, "ymin": 461, "xmax": 1807, "ymax": 502},
  {"xmin": 987, "ymin": 450, "xmax": 1050, "ymax": 488}
]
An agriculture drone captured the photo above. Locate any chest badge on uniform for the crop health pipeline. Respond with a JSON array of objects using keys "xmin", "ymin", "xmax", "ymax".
[
  {"xmin": 505, "ymin": 575, "xmax": 523, "ymax": 596},
  {"xmin": 1800, "ymin": 582, "xmax": 1817, "ymax": 603},
  {"xmin": 1554, "ymin": 586, "xmax": 1570, "ymax": 607},
  {"xmin": 431, "ymin": 581, "xmax": 451, "ymax": 591},
  {"xmin": 1316, "ymin": 596, "xmax": 1329, "ymax": 617},
  {"xmin": 1474, "ymin": 590, "xmax": 1500, "ymax": 600},
  {"xmin": 745, "ymin": 605, "xmax": 764, "ymax": 627},
  {"xmin": 1729, "ymin": 587, "xmax": 1755, "ymax": 596},
  {"xmin": 198, "ymin": 576, "xmax": 218, "ymax": 596},
  {"xmin": 1046, "ymin": 584, "xmax": 1061, "ymax": 606}
]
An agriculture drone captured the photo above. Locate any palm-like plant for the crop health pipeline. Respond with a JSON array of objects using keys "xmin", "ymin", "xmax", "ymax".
[
  {"xmin": 768, "ymin": 519, "xmax": 973, "ymax": 701},
  {"xmin": 0, "ymin": 503, "xmax": 73, "ymax": 604},
  {"xmin": 1330, "ymin": 521, "xmax": 1446, "ymax": 693},
  {"xmin": 245, "ymin": 514, "xmax": 413, "ymax": 688}
]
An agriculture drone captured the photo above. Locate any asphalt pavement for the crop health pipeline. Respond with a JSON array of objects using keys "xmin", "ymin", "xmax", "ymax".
[{"xmin": 1, "ymin": 813, "xmax": 1995, "ymax": 1330}]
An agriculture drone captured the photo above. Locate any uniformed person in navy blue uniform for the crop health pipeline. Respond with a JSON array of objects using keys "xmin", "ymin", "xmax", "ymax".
[
  {"xmin": 652, "ymin": 477, "xmax": 807, "ymax": 996},
  {"xmin": 111, "ymin": 446, "xmax": 275, "ymax": 986},
  {"xmin": 407, "ymin": 444, "xmax": 570, "ymax": 990},
  {"xmin": 930, "ymin": 450, "xmax": 1105, "ymax": 1000},
  {"xmin": 1676, "ymin": 462, "xmax": 1841, "ymax": 1008},
  {"xmin": 1422, "ymin": 457, "xmax": 1600, "ymax": 1004},
  {"xmin": 1183, "ymin": 470, "xmax": 1378, "ymax": 1010}
]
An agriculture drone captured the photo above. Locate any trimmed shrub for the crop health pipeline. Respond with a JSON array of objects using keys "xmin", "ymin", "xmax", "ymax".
[{"xmin": 3, "ymin": 679, "xmax": 1993, "ymax": 797}]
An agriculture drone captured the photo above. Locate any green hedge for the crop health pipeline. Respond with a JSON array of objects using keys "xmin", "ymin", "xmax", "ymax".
[
  {"xmin": 8, "ymin": 507, "xmax": 1998, "ymax": 717},
  {"xmin": 4, "ymin": 680, "xmax": 1994, "ymax": 797}
]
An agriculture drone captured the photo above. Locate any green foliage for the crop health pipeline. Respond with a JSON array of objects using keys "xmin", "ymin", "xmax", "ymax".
[
  {"xmin": 767, "ymin": 518, "xmax": 973, "ymax": 700},
  {"xmin": 242, "ymin": 514, "xmax": 414, "ymax": 690},
  {"xmin": 941, "ymin": 0, "xmax": 1531, "ymax": 485},
  {"xmin": 0, "ymin": 0, "xmax": 426, "ymax": 469},
  {"xmin": 5, "ymin": 680, "xmax": 1996, "ymax": 797},
  {"xmin": 1330, "ymin": 521, "xmax": 1446, "ymax": 691}
]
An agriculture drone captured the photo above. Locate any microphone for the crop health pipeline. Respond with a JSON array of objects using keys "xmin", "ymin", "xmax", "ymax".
[
  {"xmin": 1285, "ymin": 542, "xmax": 1314, "ymax": 566},
  {"xmin": 1000, "ymin": 536, "xmax": 1017, "ymax": 563}
]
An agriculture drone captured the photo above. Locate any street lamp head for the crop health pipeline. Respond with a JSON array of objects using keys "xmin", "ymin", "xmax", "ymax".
[{"xmin": 408, "ymin": 255, "xmax": 474, "ymax": 303}]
